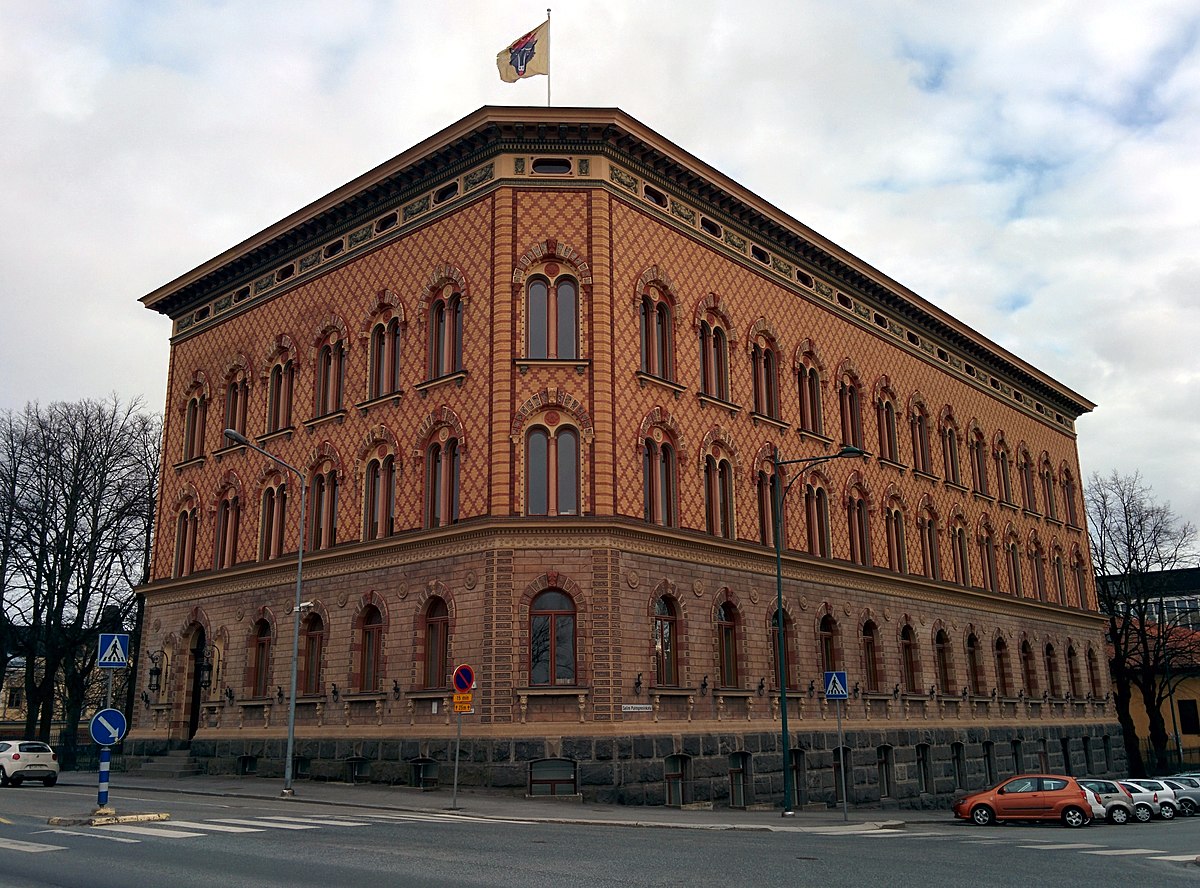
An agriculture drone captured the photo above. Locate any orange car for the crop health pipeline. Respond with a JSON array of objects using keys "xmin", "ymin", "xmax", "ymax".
[{"xmin": 953, "ymin": 774, "xmax": 1094, "ymax": 828}]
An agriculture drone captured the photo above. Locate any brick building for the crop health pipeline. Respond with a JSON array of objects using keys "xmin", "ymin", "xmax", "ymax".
[{"xmin": 132, "ymin": 106, "xmax": 1120, "ymax": 807}]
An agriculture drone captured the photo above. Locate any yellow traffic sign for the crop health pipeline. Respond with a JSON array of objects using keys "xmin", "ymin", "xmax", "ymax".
[
  {"xmin": 453, "ymin": 702, "xmax": 473, "ymax": 713},
  {"xmin": 453, "ymin": 693, "xmax": 473, "ymax": 704}
]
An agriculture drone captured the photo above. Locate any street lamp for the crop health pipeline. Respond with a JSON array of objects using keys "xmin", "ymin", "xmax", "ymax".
[
  {"xmin": 772, "ymin": 443, "xmax": 867, "ymax": 816},
  {"xmin": 225, "ymin": 428, "xmax": 307, "ymax": 797}
]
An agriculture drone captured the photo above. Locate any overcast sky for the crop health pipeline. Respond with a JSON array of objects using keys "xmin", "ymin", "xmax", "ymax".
[{"xmin": 2, "ymin": 1, "xmax": 1197, "ymax": 526}]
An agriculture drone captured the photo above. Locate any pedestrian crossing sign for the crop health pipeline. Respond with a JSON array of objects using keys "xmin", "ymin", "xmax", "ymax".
[
  {"xmin": 824, "ymin": 670, "xmax": 849, "ymax": 700},
  {"xmin": 97, "ymin": 633, "xmax": 130, "ymax": 669}
]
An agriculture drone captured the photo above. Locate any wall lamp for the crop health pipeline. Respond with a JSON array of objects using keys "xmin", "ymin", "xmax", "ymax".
[
  {"xmin": 928, "ymin": 685, "xmax": 936, "ymax": 698},
  {"xmin": 140, "ymin": 690, "xmax": 151, "ymax": 709},
  {"xmin": 1018, "ymin": 689, "xmax": 1026, "ymax": 700},
  {"xmin": 146, "ymin": 649, "xmax": 167, "ymax": 693},
  {"xmin": 198, "ymin": 645, "xmax": 216, "ymax": 691},
  {"xmin": 961, "ymin": 687, "xmax": 969, "ymax": 701},
  {"xmin": 634, "ymin": 673, "xmax": 643, "ymax": 696},
  {"xmin": 807, "ymin": 680, "xmax": 815, "ymax": 698},
  {"xmin": 276, "ymin": 686, "xmax": 285, "ymax": 704},
  {"xmin": 1042, "ymin": 690, "xmax": 1049, "ymax": 702},
  {"xmin": 700, "ymin": 675, "xmax": 709, "ymax": 696},
  {"xmin": 892, "ymin": 683, "xmax": 900, "ymax": 700},
  {"xmin": 392, "ymin": 679, "xmax": 402, "ymax": 701},
  {"xmin": 852, "ymin": 681, "xmax": 860, "ymax": 700},
  {"xmin": 331, "ymin": 683, "xmax": 340, "ymax": 703},
  {"xmin": 758, "ymin": 678, "xmax": 766, "ymax": 696},
  {"xmin": 224, "ymin": 687, "xmax": 235, "ymax": 706}
]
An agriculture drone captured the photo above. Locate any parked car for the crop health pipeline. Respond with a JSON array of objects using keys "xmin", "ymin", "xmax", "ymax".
[
  {"xmin": 1167, "ymin": 775, "xmax": 1200, "ymax": 790},
  {"xmin": 953, "ymin": 774, "xmax": 1095, "ymax": 828},
  {"xmin": 1119, "ymin": 780, "xmax": 1177, "ymax": 821},
  {"xmin": 1078, "ymin": 778, "xmax": 1136, "ymax": 824},
  {"xmin": 1160, "ymin": 779, "xmax": 1200, "ymax": 816},
  {"xmin": 0, "ymin": 740, "xmax": 60, "ymax": 787},
  {"xmin": 1083, "ymin": 786, "xmax": 1107, "ymax": 822}
]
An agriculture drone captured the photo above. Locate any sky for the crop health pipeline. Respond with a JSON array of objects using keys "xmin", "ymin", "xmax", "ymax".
[{"xmin": 1, "ymin": 1, "xmax": 1198, "ymax": 526}]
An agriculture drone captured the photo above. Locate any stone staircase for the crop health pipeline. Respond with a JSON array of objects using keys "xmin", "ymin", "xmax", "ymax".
[{"xmin": 125, "ymin": 748, "xmax": 204, "ymax": 778}]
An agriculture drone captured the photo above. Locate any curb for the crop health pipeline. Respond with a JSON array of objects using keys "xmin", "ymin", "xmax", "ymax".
[{"xmin": 48, "ymin": 812, "xmax": 171, "ymax": 827}]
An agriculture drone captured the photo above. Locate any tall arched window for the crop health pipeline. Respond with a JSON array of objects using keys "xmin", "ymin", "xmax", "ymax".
[
  {"xmin": 301, "ymin": 613, "xmax": 323, "ymax": 695},
  {"xmin": 969, "ymin": 428, "xmax": 989, "ymax": 496},
  {"xmin": 876, "ymin": 397, "xmax": 898, "ymax": 462},
  {"xmin": 182, "ymin": 394, "xmax": 207, "ymax": 462},
  {"xmin": 772, "ymin": 608, "xmax": 795, "ymax": 690},
  {"xmin": 911, "ymin": 404, "xmax": 932, "ymax": 474},
  {"xmin": 530, "ymin": 589, "xmax": 575, "ymax": 686},
  {"xmin": 934, "ymin": 629, "xmax": 953, "ymax": 694},
  {"xmin": 1041, "ymin": 461, "xmax": 1058, "ymax": 521},
  {"xmin": 717, "ymin": 602, "xmax": 739, "ymax": 687},
  {"xmin": 995, "ymin": 637, "xmax": 1012, "ymax": 697},
  {"xmin": 266, "ymin": 359, "xmax": 294, "ymax": 434},
  {"xmin": 996, "ymin": 445, "xmax": 1014, "ymax": 504},
  {"xmin": 1072, "ymin": 549, "xmax": 1088, "ymax": 608},
  {"xmin": 918, "ymin": 508, "xmax": 941, "ymax": 580},
  {"xmin": 805, "ymin": 481, "xmax": 831, "ymax": 557},
  {"xmin": 756, "ymin": 465, "xmax": 781, "ymax": 546},
  {"xmin": 526, "ymin": 425, "xmax": 579, "ymax": 516},
  {"xmin": 213, "ymin": 490, "xmax": 240, "ymax": 570},
  {"xmin": 951, "ymin": 520, "xmax": 971, "ymax": 587},
  {"xmin": 368, "ymin": 317, "xmax": 403, "ymax": 400},
  {"xmin": 359, "ymin": 604, "xmax": 383, "ymax": 692},
  {"xmin": 839, "ymin": 374, "xmax": 863, "ymax": 449},
  {"xmin": 364, "ymin": 455, "xmax": 396, "ymax": 541},
  {"xmin": 818, "ymin": 614, "xmax": 840, "ymax": 674},
  {"xmin": 704, "ymin": 451, "xmax": 735, "ymax": 539},
  {"xmin": 639, "ymin": 286, "xmax": 674, "ymax": 380},
  {"xmin": 848, "ymin": 487, "xmax": 872, "ymax": 566},
  {"xmin": 423, "ymin": 597, "xmax": 449, "ymax": 689},
  {"xmin": 173, "ymin": 500, "xmax": 198, "ymax": 578},
  {"xmin": 1066, "ymin": 645, "xmax": 1081, "ymax": 698},
  {"xmin": 900, "ymin": 625, "xmax": 919, "ymax": 692},
  {"xmin": 654, "ymin": 596, "xmax": 679, "ymax": 687},
  {"xmin": 751, "ymin": 335, "xmax": 780, "ymax": 419},
  {"xmin": 1031, "ymin": 541, "xmax": 1048, "ymax": 601},
  {"xmin": 259, "ymin": 476, "xmax": 288, "ymax": 561},
  {"xmin": 1044, "ymin": 643, "xmax": 1061, "ymax": 697},
  {"xmin": 1019, "ymin": 449, "xmax": 1038, "ymax": 513},
  {"xmin": 428, "ymin": 288, "xmax": 464, "ymax": 378},
  {"xmin": 941, "ymin": 416, "xmax": 962, "ymax": 486},
  {"xmin": 223, "ymin": 369, "xmax": 249, "ymax": 438},
  {"xmin": 862, "ymin": 621, "xmax": 881, "ymax": 692},
  {"xmin": 425, "ymin": 435, "xmax": 461, "ymax": 528},
  {"xmin": 1053, "ymin": 549, "xmax": 1068, "ymax": 604},
  {"xmin": 1020, "ymin": 639, "xmax": 1039, "ymax": 694},
  {"xmin": 797, "ymin": 357, "xmax": 823, "ymax": 435},
  {"xmin": 699, "ymin": 320, "xmax": 730, "ymax": 401},
  {"xmin": 1006, "ymin": 536, "xmax": 1025, "ymax": 596},
  {"xmin": 980, "ymin": 523, "xmax": 999, "ymax": 592},
  {"xmin": 1062, "ymin": 468, "xmax": 1080, "ymax": 526},
  {"xmin": 251, "ymin": 619, "xmax": 272, "ymax": 698},
  {"xmin": 309, "ymin": 466, "xmax": 339, "ymax": 552},
  {"xmin": 1086, "ymin": 647, "xmax": 1101, "ymax": 698},
  {"xmin": 884, "ymin": 503, "xmax": 906, "ymax": 573},
  {"xmin": 527, "ymin": 275, "xmax": 577, "ymax": 360},
  {"xmin": 314, "ymin": 334, "xmax": 346, "ymax": 416},
  {"xmin": 966, "ymin": 634, "xmax": 984, "ymax": 696},
  {"xmin": 643, "ymin": 437, "xmax": 678, "ymax": 527}
]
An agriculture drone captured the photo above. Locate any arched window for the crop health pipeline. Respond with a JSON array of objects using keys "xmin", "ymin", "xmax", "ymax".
[
  {"xmin": 756, "ymin": 464, "xmax": 781, "ymax": 546},
  {"xmin": 1006, "ymin": 536, "xmax": 1024, "ymax": 596},
  {"xmin": 934, "ymin": 629, "xmax": 953, "ymax": 694},
  {"xmin": 250, "ymin": 619, "xmax": 272, "ymax": 698},
  {"xmin": 1086, "ymin": 647, "xmax": 1101, "ymax": 697},
  {"xmin": 526, "ymin": 275, "xmax": 577, "ymax": 360},
  {"xmin": 704, "ymin": 451, "xmax": 735, "ymax": 539},
  {"xmin": 1066, "ymin": 645, "xmax": 1081, "ymax": 698},
  {"xmin": 526, "ymin": 425, "xmax": 580, "ymax": 516},
  {"xmin": 428, "ymin": 288, "xmax": 464, "ymax": 378},
  {"xmin": 1072, "ymin": 549, "xmax": 1088, "ymax": 608},
  {"xmin": 862, "ymin": 621, "xmax": 881, "ymax": 692},
  {"xmin": 848, "ymin": 487, "xmax": 872, "ymax": 566},
  {"xmin": 699, "ymin": 320, "xmax": 730, "ymax": 401},
  {"xmin": 301, "ymin": 613, "xmax": 323, "ymax": 695},
  {"xmin": 751, "ymin": 334, "xmax": 780, "ymax": 419},
  {"xmin": 1041, "ymin": 461, "xmax": 1058, "ymax": 521},
  {"xmin": 1020, "ymin": 639, "xmax": 1039, "ymax": 695},
  {"xmin": 1019, "ymin": 449, "xmax": 1038, "ymax": 513},
  {"xmin": 717, "ymin": 602, "xmax": 739, "ymax": 687},
  {"xmin": 941, "ymin": 416, "xmax": 962, "ymax": 486},
  {"xmin": 918, "ymin": 508, "xmax": 941, "ymax": 580},
  {"xmin": 818, "ymin": 614, "xmax": 840, "ymax": 674},
  {"xmin": 996, "ymin": 445, "xmax": 1014, "ymax": 504},
  {"xmin": 1044, "ymin": 643, "xmax": 1061, "ymax": 697},
  {"xmin": 266, "ymin": 359, "xmax": 294, "ymax": 434},
  {"xmin": 884, "ymin": 503, "xmax": 906, "ymax": 573},
  {"xmin": 182, "ymin": 394, "xmax": 207, "ymax": 462},
  {"xmin": 839, "ymin": 374, "xmax": 863, "ymax": 449},
  {"xmin": 259, "ymin": 476, "xmax": 288, "ymax": 561},
  {"xmin": 1031, "ymin": 541, "xmax": 1048, "ymax": 601},
  {"xmin": 966, "ymin": 634, "xmax": 984, "ymax": 696},
  {"xmin": 425, "ymin": 435, "xmax": 461, "ymax": 528},
  {"xmin": 359, "ymin": 604, "xmax": 383, "ymax": 692},
  {"xmin": 639, "ymin": 286, "xmax": 674, "ymax": 380},
  {"xmin": 223, "ymin": 368, "xmax": 249, "ymax": 438},
  {"xmin": 900, "ymin": 625, "xmax": 919, "ymax": 692},
  {"xmin": 309, "ymin": 466, "xmax": 339, "ymax": 552},
  {"xmin": 876, "ymin": 397, "xmax": 899, "ymax": 462},
  {"xmin": 363, "ymin": 455, "xmax": 396, "ymax": 541},
  {"xmin": 911, "ymin": 404, "xmax": 932, "ymax": 474},
  {"xmin": 173, "ymin": 500, "xmax": 198, "ymax": 578},
  {"xmin": 423, "ymin": 597, "xmax": 449, "ymax": 689},
  {"xmin": 980, "ymin": 524, "xmax": 999, "ymax": 592},
  {"xmin": 797, "ymin": 357, "xmax": 823, "ymax": 435},
  {"xmin": 314, "ymin": 333, "xmax": 346, "ymax": 416},
  {"xmin": 368, "ymin": 316, "xmax": 403, "ymax": 400},
  {"xmin": 1062, "ymin": 469, "xmax": 1080, "ymax": 526},
  {"xmin": 951, "ymin": 520, "xmax": 971, "ymax": 587},
  {"xmin": 643, "ymin": 437, "xmax": 678, "ymax": 527},
  {"xmin": 530, "ymin": 589, "xmax": 575, "ymax": 686},
  {"xmin": 213, "ymin": 490, "xmax": 240, "ymax": 570},
  {"xmin": 772, "ymin": 608, "xmax": 795, "ymax": 690},
  {"xmin": 1053, "ymin": 550, "xmax": 1068, "ymax": 604},
  {"xmin": 654, "ymin": 596, "xmax": 679, "ymax": 687},
  {"xmin": 805, "ymin": 481, "xmax": 831, "ymax": 557},
  {"xmin": 995, "ymin": 637, "xmax": 1012, "ymax": 697},
  {"xmin": 969, "ymin": 428, "xmax": 989, "ymax": 496}
]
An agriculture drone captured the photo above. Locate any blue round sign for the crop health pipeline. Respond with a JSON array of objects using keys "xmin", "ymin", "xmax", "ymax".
[
  {"xmin": 452, "ymin": 664, "xmax": 475, "ymax": 692},
  {"xmin": 89, "ymin": 708, "xmax": 128, "ymax": 746}
]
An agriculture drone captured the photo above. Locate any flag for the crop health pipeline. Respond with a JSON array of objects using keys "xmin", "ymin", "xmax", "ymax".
[{"xmin": 497, "ymin": 20, "xmax": 549, "ymax": 83}]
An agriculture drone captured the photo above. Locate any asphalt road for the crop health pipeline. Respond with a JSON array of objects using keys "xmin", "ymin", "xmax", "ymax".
[{"xmin": 2, "ymin": 784, "xmax": 1199, "ymax": 888}]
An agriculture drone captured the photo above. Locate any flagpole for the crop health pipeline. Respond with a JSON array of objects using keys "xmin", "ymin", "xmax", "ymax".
[{"xmin": 546, "ymin": 9, "xmax": 552, "ymax": 106}]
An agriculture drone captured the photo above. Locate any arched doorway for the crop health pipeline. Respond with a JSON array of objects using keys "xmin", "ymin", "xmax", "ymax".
[{"xmin": 186, "ymin": 627, "xmax": 207, "ymax": 742}]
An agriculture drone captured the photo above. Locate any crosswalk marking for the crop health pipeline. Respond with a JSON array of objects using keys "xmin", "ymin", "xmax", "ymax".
[
  {"xmin": 163, "ymin": 820, "xmax": 265, "ymax": 833},
  {"xmin": 1151, "ymin": 854, "xmax": 1200, "ymax": 862},
  {"xmin": 95, "ymin": 824, "xmax": 207, "ymax": 838},
  {"xmin": 1020, "ymin": 843, "xmax": 1103, "ymax": 850},
  {"xmin": 1083, "ymin": 848, "xmax": 1166, "ymax": 856},
  {"xmin": 208, "ymin": 818, "xmax": 319, "ymax": 830},
  {"xmin": 0, "ymin": 836, "xmax": 66, "ymax": 853},
  {"xmin": 257, "ymin": 815, "xmax": 369, "ymax": 827},
  {"xmin": 40, "ymin": 828, "xmax": 139, "ymax": 844}
]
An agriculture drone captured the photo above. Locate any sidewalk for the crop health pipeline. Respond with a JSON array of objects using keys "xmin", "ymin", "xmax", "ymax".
[{"xmin": 58, "ymin": 772, "xmax": 953, "ymax": 832}]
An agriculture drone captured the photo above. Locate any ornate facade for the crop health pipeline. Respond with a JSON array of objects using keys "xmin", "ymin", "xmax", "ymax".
[{"xmin": 133, "ymin": 106, "xmax": 1120, "ymax": 807}]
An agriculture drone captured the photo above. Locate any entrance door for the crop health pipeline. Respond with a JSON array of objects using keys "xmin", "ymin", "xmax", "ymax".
[{"xmin": 187, "ymin": 629, "xmax": 206, "ymax": 741}]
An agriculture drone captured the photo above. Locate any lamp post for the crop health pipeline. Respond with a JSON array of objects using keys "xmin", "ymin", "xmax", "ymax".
[
  {"xmin": 225, "ymin": 428, "xmax": 307, "ymax": 797},
  {"xmin": 772, "ymin": 443, "xmax": 866, "ymax": 816}
]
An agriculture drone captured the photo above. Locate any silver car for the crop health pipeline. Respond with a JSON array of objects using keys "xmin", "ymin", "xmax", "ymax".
[
  {"xmin": 1120, "ymin": 779, "xmax": 1177, "ymax": 821},
  {"xmin": 1079, "ymin": 778, "xmax": 1135, "ymax": 824},
  {"xmin": 1161, "ymin": 778, "xmax": 1200, "ymax": 816}
]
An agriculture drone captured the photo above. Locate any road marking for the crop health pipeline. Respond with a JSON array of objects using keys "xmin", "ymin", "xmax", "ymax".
[
  {"xmin": 38, "ymin": 828, "xmax": 140, "ymax": 844},
  {"xmin": 1020, "ymin": 843, "xmax": 1104, "ymax": 850},
  {"xmin": 209, "ymin": 818, "xmax": 318, "ymax": 830},
  {"xmin": 95, "ymin": 824, "xmax": 207, "ymax": 838},
  {"xmin": 354, "ymin": 811, "xmax": 537, "ymax": 825},
  {"xmin": 169, "ymin": 821, "xmax": 265, "ymax": 833},
  {"xmin": 0, "ymin": 836, "xmax": 66, "ymax": 853},
  {"xmin": 1151, "ymin": 855, "xmax": 1200, "ymax": 862},
  {"xmin": 1083, "ymin": 848, "xmax": 1166, "ymax": 856},
  {"xmin": 257, "ymin": 816, "xmax": 369, "ymax": 827}
]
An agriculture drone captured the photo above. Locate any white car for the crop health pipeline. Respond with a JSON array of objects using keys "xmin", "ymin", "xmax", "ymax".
[{"xmin": 0, "ymin": 740, "xmax": 60, "ymax": 787}]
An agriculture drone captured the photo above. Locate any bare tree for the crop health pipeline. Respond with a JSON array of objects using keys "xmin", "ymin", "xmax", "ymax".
[
  {"xmin": 1087, "ymin": 470, "xmax": 1200, "ymax": 776},
  {"xmin": 0, "ymin": 396, "xmax": 159, "ymax": 757}
]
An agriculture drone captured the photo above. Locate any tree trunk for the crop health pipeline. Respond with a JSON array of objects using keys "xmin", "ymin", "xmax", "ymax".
[{"xmin": 1112, "ymin": 673, "xmax": 1145, "ymax": 777}]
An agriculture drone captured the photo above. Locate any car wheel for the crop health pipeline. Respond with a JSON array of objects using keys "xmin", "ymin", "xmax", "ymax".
[
  {"xmin": 1160, "ymin": 803, "xmax": 1177, "ymax": 820},
  {"xmin": 1062, "ymin": 806, "xmax": 1087, "ymax": 828},
  {"xmin": 1180, "ymin": 798, "xmax": 1196, "ymax": 817},
  {"xmin": 9, "ymin": 776, "xmax": 22, "ymax": 787},
  {"xmin": 1134, "ymin": 803, "xmax": 1153, "ymax": 823},
  {"xmin": 42, "ymin": 774, "xmax": 57, "ymax": 787},
  {"xmin": 971, "ymin": 804, "xmax": 995, "ymax": 826},
  {"xmin": 1109, "ymin": 806, "xmax": 1131, "ymax": 825},
  {"xmin": 0, "ymin": 768, "xmax": 8, "ymax": 788}
]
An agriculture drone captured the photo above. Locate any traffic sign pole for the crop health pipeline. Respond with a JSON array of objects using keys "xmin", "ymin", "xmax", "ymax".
[
  {"xmin": 835, "ymin": 698, "xmax": 848, "ymax": 822},
  {"xmin": 97, "ymin": 747, "xmax": 111, "ymax": 810}
]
